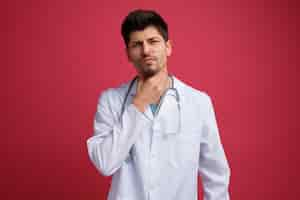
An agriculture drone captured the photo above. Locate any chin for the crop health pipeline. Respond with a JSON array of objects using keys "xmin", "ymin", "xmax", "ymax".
[{"xmin": 141, "ymin": 67, "xmax": 159, "ymax": 79}]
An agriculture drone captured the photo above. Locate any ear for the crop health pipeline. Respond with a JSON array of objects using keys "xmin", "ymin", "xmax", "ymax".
[{"xmin": 166, "ymin": 40, "xmax": 172, "ymax": 57}]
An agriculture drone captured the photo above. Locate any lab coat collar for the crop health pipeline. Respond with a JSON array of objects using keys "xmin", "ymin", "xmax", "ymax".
[{"xmin": 128, "ymin": 77, "xmax": 138, "ymax": 97}]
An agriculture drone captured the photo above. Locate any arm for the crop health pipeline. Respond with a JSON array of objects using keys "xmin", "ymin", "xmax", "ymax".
[
  {"xmin": 198, "ymin": 94, "xmax": 231, "ymax": 200},
  {"xmin": 86, "ymin": 90, "xmax": 150, "ymax": 176}
]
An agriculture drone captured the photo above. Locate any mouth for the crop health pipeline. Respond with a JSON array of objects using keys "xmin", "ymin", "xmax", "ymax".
[
  {"xmin": 143, "ymin": 57, "xmax": 156, "ymax": 61},
  {"xmin": 143, "ymin": 57, "xmax": 156, "ymax": 64}
]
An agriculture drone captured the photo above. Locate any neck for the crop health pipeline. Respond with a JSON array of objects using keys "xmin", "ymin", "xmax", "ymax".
[{"xmin": 137, "ymin": 70, "xmax": 171, "ymax": 102}]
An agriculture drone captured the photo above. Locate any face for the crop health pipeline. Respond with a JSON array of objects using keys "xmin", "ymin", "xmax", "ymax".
[{"xmin": 126, "ymin": 26, "xmax": 172, "ymax": 79}]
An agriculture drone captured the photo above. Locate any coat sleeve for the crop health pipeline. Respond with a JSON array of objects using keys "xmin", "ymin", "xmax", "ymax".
[
  {"xmin": 198, "ymin": 94, "xmax": 231, "ymax": 200},
  {"xmin": 86, "ymin": 90, "xmax": 150, "ymax": 176}
]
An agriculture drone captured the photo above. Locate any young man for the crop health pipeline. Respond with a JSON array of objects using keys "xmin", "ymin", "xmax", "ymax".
[{"xmin": 87, "ymin": 9, "xmax": 230, "ymax": 200}]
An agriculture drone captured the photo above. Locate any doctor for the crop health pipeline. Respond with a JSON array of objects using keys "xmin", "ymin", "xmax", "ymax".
[{"xmin": 87, "ymin": 9, "xmax": 230, "ymax": 200}]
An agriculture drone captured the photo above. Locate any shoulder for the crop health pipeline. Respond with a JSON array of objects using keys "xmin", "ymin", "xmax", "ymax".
[
  {"xmin": 175, "ymin": 77, "xmax": 212, "ymax": 107},
  {"xmin": 174, "ymin": 77, "xmax": 216, "ymax": 128},
  {"xmin": 95, "ymin": 80, "xmax": 133, "ymax": 120},
  {"xmin": 98, "ymin": 81, "xmax": 130, "ymax": 101},
  {"xmin": 96, "ymin": 80, "xmax": 132, "ymax": 110}
]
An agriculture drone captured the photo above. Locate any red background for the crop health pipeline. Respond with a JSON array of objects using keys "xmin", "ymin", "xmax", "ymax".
[{"xmin": 3, "ymin": 0, "xmax": 299, "ymax": 199}]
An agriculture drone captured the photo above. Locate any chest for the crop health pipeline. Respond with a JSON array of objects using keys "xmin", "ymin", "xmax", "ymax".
[{"xmin": 131, "ymin": 100, "xmax": 203, "ymax": 168}]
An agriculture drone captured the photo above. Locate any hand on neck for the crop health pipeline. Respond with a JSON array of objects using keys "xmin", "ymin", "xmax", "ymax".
[{"xmin": 133, "ymin": 67, "xmax": 171, "ymax": 110}]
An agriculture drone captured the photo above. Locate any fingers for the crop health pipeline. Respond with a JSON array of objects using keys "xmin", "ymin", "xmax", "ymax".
[{"xmin": 135, "ymin": 69, "xmax": 169, "ymax": 105}]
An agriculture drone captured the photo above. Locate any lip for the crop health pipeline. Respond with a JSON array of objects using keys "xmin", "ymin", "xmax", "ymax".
[{"xmin": 143, "ymin": 57, "xmax": 156, "ymax": 62}]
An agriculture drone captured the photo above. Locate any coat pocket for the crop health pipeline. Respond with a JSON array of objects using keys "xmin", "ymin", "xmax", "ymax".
[{"xmin": 170, "ymin": 132, "xmax": 201, "ymax": 167}]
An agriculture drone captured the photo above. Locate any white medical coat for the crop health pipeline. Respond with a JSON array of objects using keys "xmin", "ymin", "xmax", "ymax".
[{"xmin": 87, "ymin": 76, "xmax": 230, "ymax": 200}]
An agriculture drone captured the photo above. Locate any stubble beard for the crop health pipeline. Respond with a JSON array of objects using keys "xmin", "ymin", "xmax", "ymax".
[
  {"xmin": 138, "ymin": 63, "xmax": 161, "ymax": 80},
  {"xmin": 141, "ymin": 68, "xmax": 159, "ymax": 79}
]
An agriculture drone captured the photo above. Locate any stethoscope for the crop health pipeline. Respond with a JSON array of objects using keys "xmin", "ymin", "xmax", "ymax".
[{"xmin": 120, "ymin": 75, "xmax": 181, "ymax": 135}]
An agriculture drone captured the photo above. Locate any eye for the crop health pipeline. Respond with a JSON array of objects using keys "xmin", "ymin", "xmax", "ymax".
[
  {"xmin": 129, "ymin": 42, "xmax": 140, "ymax": 48},
  {"xmin": 150, "ymin": 40, "xmax": 159, "ymax": 44}
]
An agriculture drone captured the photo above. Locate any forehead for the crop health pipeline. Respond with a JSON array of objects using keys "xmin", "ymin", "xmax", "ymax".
[{"xmin": 129, "ymin": 26, "xmax": 164, "ymax": 42}]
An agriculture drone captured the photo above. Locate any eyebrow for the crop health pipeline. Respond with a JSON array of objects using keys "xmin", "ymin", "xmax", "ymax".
[{"xmin": 130, "ymin": 37, "xmax": 162, "ymax": 44}]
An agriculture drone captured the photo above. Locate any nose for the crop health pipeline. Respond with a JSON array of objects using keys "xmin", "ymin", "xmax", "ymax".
[{"xmin": 142, "ymin": 41, "xmax": 151, "ymax": 55}]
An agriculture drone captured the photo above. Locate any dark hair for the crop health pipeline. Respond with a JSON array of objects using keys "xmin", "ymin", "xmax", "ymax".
[{"xmin": 121, "ymin": 9, "xmax": 169, "ymax": 47}]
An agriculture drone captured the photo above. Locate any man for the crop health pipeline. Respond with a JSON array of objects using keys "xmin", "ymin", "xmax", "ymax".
[{"xmin": 87, "ymin": 9, "xmax": 230, "ymax": 200}]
